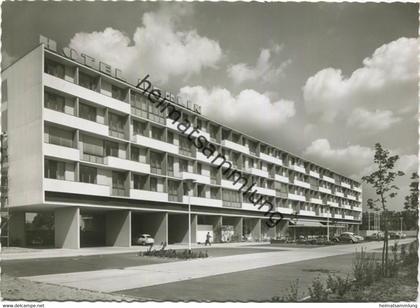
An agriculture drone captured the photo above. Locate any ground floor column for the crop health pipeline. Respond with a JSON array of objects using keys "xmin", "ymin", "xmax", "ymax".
[
  {"xmin": 105, "ymin": 210, "xmax": 131, "ymax": 247},
  {"xmin": 212, "ymin": 215, "xmax": 223, "ymax": 243},
  {"xmin": 276, "ymin": 219, "xmax": 289, "ymax": 239},
  {"xmin": 54, "ymin": 207, "xmax": 80, "ymax": 249},
  {"xmin": 9, "ymin": 211, "xmax": 25, "ymax": 246}
]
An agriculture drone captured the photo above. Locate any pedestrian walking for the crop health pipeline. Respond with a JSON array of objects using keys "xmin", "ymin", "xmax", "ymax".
[{"xmin": 205, "ymin": 232, "xmax": 212, "ymax": 246}]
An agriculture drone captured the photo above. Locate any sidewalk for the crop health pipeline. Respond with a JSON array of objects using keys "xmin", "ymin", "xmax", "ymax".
[
  {"xmin": 1, "ymin": 241, "xmax": 267, "ymax": 261},
  {"xmin": 22, "ymin": 239, "xmax": 414, "ymax": 292}
]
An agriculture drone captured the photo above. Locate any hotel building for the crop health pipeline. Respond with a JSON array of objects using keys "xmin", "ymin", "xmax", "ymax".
[{"xmin": 1, "ymin": 42, "xmax": 362, "ymax": 248}]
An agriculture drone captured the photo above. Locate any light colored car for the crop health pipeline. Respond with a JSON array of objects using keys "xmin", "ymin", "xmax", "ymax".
[
  {"xmin": 341, "ymin": 232, "xmax": 364, "ymax": 241},
  {"xmin": 134, "ymin": 234, "xmax": 154, "ymax": 246}
]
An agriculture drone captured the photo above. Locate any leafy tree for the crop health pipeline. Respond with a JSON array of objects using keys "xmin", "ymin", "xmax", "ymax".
[
  {"xmin": 404, "ymin": 172, "xmax": 419, "ymax": 230},
  {"xmin": 362, "ymin": 143, "xmax": 404, "ymax": 277}
]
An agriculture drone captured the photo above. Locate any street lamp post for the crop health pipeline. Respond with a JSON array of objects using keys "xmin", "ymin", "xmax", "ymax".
[
  {"xmin": 400, "ymin": 216, "xmax": 403, "ymax": 234},
  {"xmin": 183, "ymin": 178, "xmax": 197, "ymax": 253}
]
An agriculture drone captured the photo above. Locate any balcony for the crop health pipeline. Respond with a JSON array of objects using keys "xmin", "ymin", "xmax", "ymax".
[
  {"xmin": 44, "ymin": 73, "xmax": 130, "ymax": 114},
  {"xmin": 347, "ymin": 195, "xmax": 356, "ymax": 201},
  {"xmin": 132, "ymin": 135, "xmax": 179, "ymax": 154},
  {"xmin": 129, "ymin": 189, "xmax": 168, "ymax": 202},
  {"xmin": 274, "ymin": 174, "xmax": 289, "ymax": 183},
  {"xmin": 259, "ymin": 152, "xmax": 282, "ymax": 166},
  {"xmin": 112, "ymin": 187, "xmax": 129, "ymax": 197},
  {"xmin": 221, "ymin": 140, "xmax": 249, "ymax": 154},
  {"xmin": 323, "ymin": 175, "xmax": 335, "ymax": 183},
  {"xmin": 182, "ymin": 196, "xmax": 222, "ymax": 207},
  {"xmin": 309, "ymin": 170, "xmax": 320, "ymax": 178},
  {"xmin": 299, "ymin": 210, "xmax": 317, "ymax": 217},
  {"xmin": 333, "ymin": 213, "xmax": 343, "ymax": 219},
  {"xmin": 247, "ymin": 167, "xmax": 269, "ymax": 178},
  {"xmin": 352, "ymin": 206, "xmax": 363, "ymax": 212},
  {"xmin": 166, "ymin": 119, "xmax": 211, "ymax": 140},
  {"xmin": 335, "ymin": 191, "xmax": 344, "ymax": 198},
  {"xmin": 342, "ymin": 204, "xmax": 351, "ymax": 210},
  {"xmin": 344, "ymin": 215, "xmax": 353, "ymax": 220},
  {"xmin": 319, "ymin": 187, "xmax": 332, "ymax": 194},
  {"xmin": 277, "ymin": 207, "xmax": 293, "ymax": 214},
  {"xmin": 287, "ymin": 193, "xmax": 306, "ymax": 202},
  {"xmin": 341, "ymin": 182, "xmax": 351, "ymax": 189},
  {"xmin": 353, "ymin": 186, "xmax": 362, "ymax": 193},
  {"xmin": 180, "ymin": 172, "xmax": 210, "ymax": 185},
  {"xmin": 105, "ymin": 156, "xmax": 150, "ymax": 174},
  {"xmin": 44, "ymin": 109, "xmax": 109, "ymax": 137},
  {"xmin": 322, "ymin": 213, "xmax": 332, "ymax": 218},
  {"xmin": 291, "ymin": 164, "xmax": 306, "ymax": 174},
  {"xmin": 43, "ymin": 143, "xmax": 80, "ymax": 161},
  {"xmin": 327, "ymin": 201, "xmax": 339, "ymax": 208},
  {"xmin": 255, "ymin": 186, "xmax": 276, "ymax": 197},
  {"xmin": 294, "ymin": 179, "xmax": 310, "ymax": 189},
  {"xmin": 242, "ymin": 202, "xmax": 271, "ymax": 212},
  {"xmin": 310, "ymin": 197, "xmax": 323, "ymax": 205},
  {"xmin": 221, "ymin": 179, "xmax": 243, "ymax": 190},
  {"xmin": 44, "ymin": 178, "xmax": 110, "ymax": 196}
]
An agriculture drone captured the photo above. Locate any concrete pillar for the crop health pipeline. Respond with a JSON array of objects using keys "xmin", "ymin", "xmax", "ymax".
[
  {"xmin": 211, "ymin": 215, "xmax": 223, "ymax": 243},
  {"xmin": 55, "ymin": 207, "xmax": 80, "ymax": 249},
  {"xmin": 276, "ymin": 219, "xmax": 289, "ymax": 239},
  {"xmin": 152, "ymin": 212, "xmax": 168, "ymax": 245},
  {"xmin": 234, "ymin": 217, "xmax": 243, "ymax": 240},
  {"xmin": 251, "ymin": 218, "xmax": 261, "ymax": 241},
  {"xmin": 191, "ymin": 214, "xmax": 197, "ymax": 243},
  {"xmin": 9, "ymin": 211, "xmax": 25, "ymax": 246},
  {"xmin": 263, "ymin": 219, "xmax": 276, "ymax": 239},
  {"xmin": 105, "ymin": 210, "xmax": 131, "ymax": 247}
]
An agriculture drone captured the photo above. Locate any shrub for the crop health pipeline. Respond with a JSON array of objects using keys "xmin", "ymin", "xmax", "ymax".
[
  {"xmin": 281, "ymin": 278, "xmax": 300, "ymax": 302},
  {"xmin": 353, "ymin": 248, "xmax": 378, "ymax": 287},
  {"xmin": 308, "ymin": 276, "xmax": 328, "ymax": 301},
  {"xmin": 326, "ymin": 274, "xmax": 351, "ymax": 298}
]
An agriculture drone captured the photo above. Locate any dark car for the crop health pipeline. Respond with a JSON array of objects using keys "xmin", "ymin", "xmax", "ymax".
[{"xmin": 338, "ymin": 233, "xmax": 359, "ymax": 243}]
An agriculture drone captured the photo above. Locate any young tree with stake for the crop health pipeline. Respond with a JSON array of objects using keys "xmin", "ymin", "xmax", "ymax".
[{"xmin": 362, "ymin": 143, "xmax": 404, "ymax": 277}]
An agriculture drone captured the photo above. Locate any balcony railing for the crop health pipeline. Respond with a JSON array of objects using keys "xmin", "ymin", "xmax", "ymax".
[
  {"xmin": 112, "ymin": 187, "xmax": 129, "ymax": 197},
  {"xmin": 109, "ymin": 129, "xmax": 125, "ymax": 140},
  {"xmin": 169, "ymin": 194, "xmax": 181, "ymax": 202},
  {"xmin": 222, "ymin": 200, "xmax": 241, "ymax": 208},
  {"xmin": 47, "ymin": 135, "xmax": 74, "ymax": 148},
  {"xmin": 150, "ymin": 166, "xmax": 163, "ymax": 175},
  {"xmin": 82, "ymin": 153, "xmax": 104, "ymax": 164}
]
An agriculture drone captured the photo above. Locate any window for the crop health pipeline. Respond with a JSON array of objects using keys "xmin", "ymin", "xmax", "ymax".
[
  {"xmin": 111, "ymin": 85, "xmax": 124, "ymax": 101},
  {"xmin": 1, "ymin": 80, "xmax": 7, "ymax": 103},
  {"xmin": 79, "ymin": 166, "xmax": 97, "ymax": 184},
  {"xmin": 197, "ymin": 163, "xmax": 202, "ymax": 175},
  {"xmin": 150, "ymin": 177, "xmax": 158, "ymax": 192},
  {"xmin": 104, "ymin": 141, "xmax": 119, "ymax": 158},
  {"xmin": 168, "ymin": 181, "xmax": 179, "ymax": 201},
  {"xmin": 222, "ymin": 189, "xmax": 241, "ymax": 208},
  {"xmin": 133, "ymin": 174, "xmax": 147, "ymax": 190},
  {"xmin": 44, "ymin": 159, "xmax": 65, "ymax": 180},
  {"xmin": 109, "ymin": 113, "xmax": 125, "ymax": 138},
  {"xmin": 79, "ymin": 103, "xmax": 96, "ymax": 122},
  {"xmin": 131, "ymin": 93, "xmax": 148, "ymax": 118},
  {"xmin": 150, "ymin": 153, "xmax": 162, "ymax": 174},
  {"xmin": 82, "ymin": 135, "xmax": 104, "ymax": 163},
  {"xmin": 45, "ymin": 126, "xmax": 74, "ymax": 148},
  {"xmin": 167, "ymin": 131, "xmax": 174, "ymax": 144},
  {"xmin": 210, "ymin": 187, "xmax": 219, "ymax": 199},
  {"xmin": 148, "ymin": 100, "xmax": 165, "ymax": 124},
  {"xmin": 45, "ymin": 92, "xmax": 65, "ymax": 112},
  {"xmin": 167, "ymin": 156, "xmax": 174, "ymax": 176},
  {"xmin": 79, "ymin": 72, "xmax": 97, "ymax": 90},
  {"xmin": 180, "ymin": 159, "xmax": 188, "ymax": 172},
  {"xmin": 133, "ymin": 121, "xmax": 147, "ymax": 136},
  {"xmin": 151, "ymin": 126, "xmax": 164, "ymax": 141},
  {"xmin": 45, "ymin": 59, "xmax": 64, "ymax": 79},
  {"xmin": 131, "ymin": 147, "xmax": 146, "ymax": 163}
]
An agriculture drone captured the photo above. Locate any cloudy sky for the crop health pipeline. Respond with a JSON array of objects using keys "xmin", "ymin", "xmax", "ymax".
[{"xmin": 2, "ymin": 2, "xmax": 418, "ymax": 210}]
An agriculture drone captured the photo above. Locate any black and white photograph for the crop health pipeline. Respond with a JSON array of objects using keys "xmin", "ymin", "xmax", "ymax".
[{"xmin": 0, "ymin": 0, "xmax": 418, "ymax": 305}]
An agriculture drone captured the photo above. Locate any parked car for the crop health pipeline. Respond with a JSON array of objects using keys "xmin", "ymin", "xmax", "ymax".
[
  {"xmin": 389, "ymin": 231, "xmax": 407, "ymax": 239},
  {"xmin": 342, "ymin": 232, "xmax": 364, "ymax": 241},
  {"xmin": 133, "ymin": 234, "xmax": 154, "ymax": 246},
  {"xmin": 338, "ymin": 233, "xmax": 359, "ymax": 243},
  {"xmin": 366, "ymin": 231, "xmax": 384, "ymax": 241}
]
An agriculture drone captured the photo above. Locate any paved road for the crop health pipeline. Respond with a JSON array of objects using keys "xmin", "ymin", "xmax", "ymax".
[
  {"xmin": 2, "ymin": 247, "xmax": 279, "ymax": 277},
  {"xmin": 22, "ymin": 239, "xmax": 413, "ymax": 293}
]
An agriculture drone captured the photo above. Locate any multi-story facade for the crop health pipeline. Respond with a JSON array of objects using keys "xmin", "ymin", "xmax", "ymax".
[{"xmin": 1, "ymin": 42, "xmax": 362, "ymax": 249}]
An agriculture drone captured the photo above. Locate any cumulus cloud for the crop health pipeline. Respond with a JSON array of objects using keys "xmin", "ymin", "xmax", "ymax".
[
  {"xmin": 303, "ymin": 37, "xmax": 418, "ymax": 123},
  {"xmin": 347, "ymin": 108, "xmax": 401, "ymax": 132},
  {"xmin": 69, "ymin": 5, "xmax": 222, "ymax": 83},
  {"xmin": 179, "ymin": 86, "xmax": 295, "ymax": 133},
  {"xmin": 227, "ymin": 45, "xmax": 291, "ymax": 85}
]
